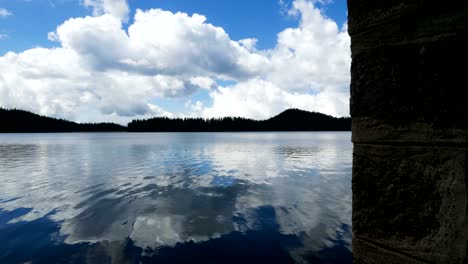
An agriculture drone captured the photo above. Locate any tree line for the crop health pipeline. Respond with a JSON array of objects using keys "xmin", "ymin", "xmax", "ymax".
[
  {"xmin": 128, "ymin": 108, "xmax": 350, "ymax": 132},
  {"xmin": 0, "ymin": 108, "xmax": 125, "ymax": 133},
  {"xmin": 1, "ymin": 108, "xmax": 351, "ymax": 133}
]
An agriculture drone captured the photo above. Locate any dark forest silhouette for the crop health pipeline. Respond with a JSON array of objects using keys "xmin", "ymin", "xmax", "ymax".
[
  {"xmin": 0, "ymin": 108, "xmax": 125, "ymax": 133},
  {"xmin": 128, "ymin": 109, "xmax": 350, "ymax": 132},
  {"xmin": 1, "ymin": 108, "xmax": 351, "ymax": 133}
]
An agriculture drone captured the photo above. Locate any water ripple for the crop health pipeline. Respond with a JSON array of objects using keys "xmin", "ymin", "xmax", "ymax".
[{"xmin": 0, "ymin": 132, "xmax": 352, "ymax": 263}]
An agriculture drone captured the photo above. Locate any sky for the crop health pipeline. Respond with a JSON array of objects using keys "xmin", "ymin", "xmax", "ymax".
[{"xmin": 0, "ymin": 0, "xmax": 350, "ymax": 124}]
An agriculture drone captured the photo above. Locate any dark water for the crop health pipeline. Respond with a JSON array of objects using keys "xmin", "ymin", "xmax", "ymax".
[{"xmin": 0, "ymin": 132, "xmax": 352, "ymax": 264}]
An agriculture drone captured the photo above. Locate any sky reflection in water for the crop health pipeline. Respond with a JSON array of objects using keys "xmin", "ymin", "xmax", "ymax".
[{"xmin": 0, "ymin": 132, "xmax": 352, "ymax": 263}]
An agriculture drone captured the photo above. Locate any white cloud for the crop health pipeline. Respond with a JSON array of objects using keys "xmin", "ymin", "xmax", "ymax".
[
  {"xmin": 189, "ymin": 76, "xmax": 216, "ymax": 90},
  {"xmin": 0, "ymin": 8, "xmax": 12, "ymax": 18},
  {"xmin": 125, "ymin": 9, "xmax": 265, "ymax": 79},
  {"xmin": 0, "ymin": 9, "xmax": 260, "ymax": 124},
  {"xmin": 239, "ymin": 38, "xmax": 258, "ymax": 52},
  {"xmin": 83, "ymin": 0, "xmax": 130, "ymax": 22},
  {"xmin": 0, "ymin": 0, "xmax": 350, "ymax": 124},
  {"xmin": 0, "ymin": 34, "xmax": 8, "ymax": 40},
  {"xmin": 188, "ymin": 100, "xmax": 205, "ymax": 114},
  {"xmin": 202, "ymin": 79, "xmax": 348, "ymax": 119},
  {"xmin": 202, "ymin": 0, "xmax": 350, "ymax": 118},
  {"xmin": 268, "ymin": 0, "xmax": 350, "ymax": 94}
]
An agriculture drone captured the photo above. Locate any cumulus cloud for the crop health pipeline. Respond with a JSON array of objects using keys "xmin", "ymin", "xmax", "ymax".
[
  {"xmin": 82, "ymin": 0, "xmax": 130, "ymax": 22},
  {"xmin": 269, "ymin": 0, "xmax": 350, "ymax": 93},
  {"xmin": 0, "ymin": 0, "xmax": 350, "ymax": 124},
  {"xmin": 189, "ymin": 77, "xmax": 216, "ymax": 90},
  {"xmin": 202, "ymin": 0, "xmax": 350, "ymax": 118},
  {"xmin": 0, "ymin": 8, "xmax": 12, "ymax": 18},
  {"xmin": 0, "ymin": 8, "xmax": 260, "ymax": 123},
  {"xmin": 203, "ymin": 79, "xmax": 348, "ymax": 120}
]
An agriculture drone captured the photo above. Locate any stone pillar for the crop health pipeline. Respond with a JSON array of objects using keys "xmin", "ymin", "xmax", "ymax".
[{"xmin": 348, "ymin": 1, "xmax": 468, "ymax": 263}]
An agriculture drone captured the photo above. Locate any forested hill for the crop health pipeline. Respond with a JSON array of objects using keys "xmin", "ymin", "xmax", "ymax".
[
  {"xmin": 0, "ymin": 108, "xmax": 350, "ymax": 132},
  {"xmin": 0, "ymin": 108, "xmax": 125, "ymax": 133},
  {"xmin": 128, "ymin": 109, "xmax": 351, "ymax": 132}
]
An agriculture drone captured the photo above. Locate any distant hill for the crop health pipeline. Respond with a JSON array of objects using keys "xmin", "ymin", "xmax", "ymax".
[
  {"xmin": 264, "ymin": 109, "xmax": 351, "ymax": 131},
  {"xmin": 0, "ymin": 108, "xmax": 350, "ymax": 133},
  {"xmin": 128, "ymin": 109, "xmax": 351, "ymax": 132},
  {"xmin": 0, "ymin": 108, "xmax": 126, "ymax": 133}
]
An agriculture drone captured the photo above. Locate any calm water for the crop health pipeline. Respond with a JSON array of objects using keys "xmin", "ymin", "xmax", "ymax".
[{"xmin": 0, "ymin": 132, "xmax": 352, "ymax": 264}]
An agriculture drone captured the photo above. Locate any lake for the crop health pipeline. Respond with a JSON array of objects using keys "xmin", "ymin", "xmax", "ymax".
[{"xmin": 0, "ymin": 132, "xmax": 352, "ymax": 264}]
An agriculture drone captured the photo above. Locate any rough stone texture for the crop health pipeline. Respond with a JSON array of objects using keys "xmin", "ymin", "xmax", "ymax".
[
  {"xmin": 350, "ymin": 39, "xmax": 468, "ymax": 128},
  {"xmin": 349, "ymin": 0, "xmax": 468, "ymax": 263},
  {"xmin": 353, "ymin": 145, "xmax": 467, "ymax": 263},
  {"xmin": 352, "ymin": 118, "xmax": 468, "ymax": 146}
]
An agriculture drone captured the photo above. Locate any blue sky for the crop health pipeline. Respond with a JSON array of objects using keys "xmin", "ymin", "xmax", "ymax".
[
  {"xmin": 0, "ymin": 0, "xmax": 350, "ymax": 124},
  {"xmin": 0, "ymin": 0, "xmax": 347, "ymax": 53}
]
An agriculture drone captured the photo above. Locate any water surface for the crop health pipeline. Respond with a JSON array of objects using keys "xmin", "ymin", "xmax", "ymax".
[{"xmin": 0, "ymin": 132, "xmax": 352, "ymax": 263}]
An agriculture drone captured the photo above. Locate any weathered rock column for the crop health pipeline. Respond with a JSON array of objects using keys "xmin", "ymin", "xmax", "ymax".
[{"xmin": 348, "ymin": 1, "xmax": 468, "ymax": 263}]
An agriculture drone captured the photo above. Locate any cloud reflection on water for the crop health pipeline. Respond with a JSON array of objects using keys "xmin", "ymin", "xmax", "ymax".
[{"xmin": 0, "ymin": 132, "xmax": 352, "ymax": 263}]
